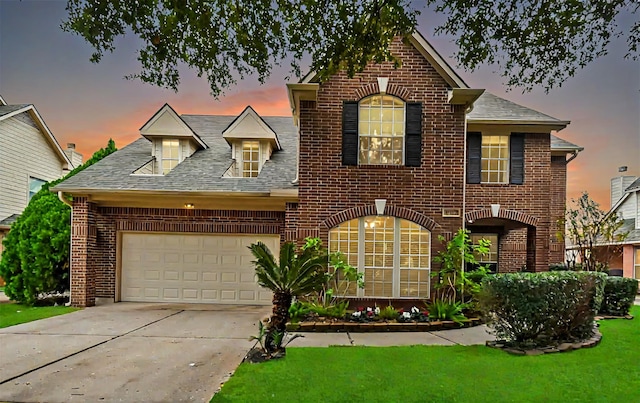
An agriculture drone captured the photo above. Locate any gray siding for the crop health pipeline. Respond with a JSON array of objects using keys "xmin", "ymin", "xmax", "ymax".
[{"xmin": 0, "ymin": 113, "xmax": 65, "ymax": 220}]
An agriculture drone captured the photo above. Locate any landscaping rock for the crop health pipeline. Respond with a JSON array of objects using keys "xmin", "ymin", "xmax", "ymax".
[
  {"xmin": 558, "ymin": 343, "xmax": 573, "ymax": 351},
  {"xmin": 571, "ymin": 343, "xmax": 583, "ymax": 350},
  {"xmin": 504, "ymin": 348, "xmax": 525, "ymax": 356},
  {"xmin": 525, "ymin": 349, "xmax": 544, "ymax": 356}
]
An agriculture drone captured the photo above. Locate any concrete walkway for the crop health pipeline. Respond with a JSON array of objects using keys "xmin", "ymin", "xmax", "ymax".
[
  {"xmin": 0, "ymin": 302, "xmax": 270, "ymax": 403},
  {"xmin": 290, "ymin": 324, "xmax": 494, "ymax": 347}
]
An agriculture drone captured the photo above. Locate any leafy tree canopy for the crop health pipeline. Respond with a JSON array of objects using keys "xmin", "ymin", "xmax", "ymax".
[{"xmin": 63, "ymin": 1, "xmax": 638, "ymax": 96}]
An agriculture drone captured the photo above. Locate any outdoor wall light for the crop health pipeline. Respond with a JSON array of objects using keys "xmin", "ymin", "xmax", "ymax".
[{"xmin": 184, "ymin": 203, "xmax": 195, "ymax": 209}]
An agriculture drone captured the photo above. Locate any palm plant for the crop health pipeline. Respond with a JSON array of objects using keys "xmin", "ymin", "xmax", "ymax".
[{"xmin": 250, "ymin": 239, "xmax": 329, "ymax": 337}]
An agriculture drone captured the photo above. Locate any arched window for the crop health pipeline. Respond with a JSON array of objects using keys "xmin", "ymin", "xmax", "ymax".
[
  {"xmin": 328, "ymin": 216, "xmax": 431, "ymax": 298},
  {"xmin": 358, "ymin": 95, "xmax": 405, "ymax": 165}
]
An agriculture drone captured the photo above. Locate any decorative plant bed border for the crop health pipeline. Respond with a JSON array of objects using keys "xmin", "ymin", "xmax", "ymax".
[
  {"xmin": 286, "ymin": 317, "xmax": 483, "ymax": 332},
  {"xmin": 595, "ymin": 314, "xmax": 634, "ymax": 320},
  {"xmin": 486, "ymin": 328, "xmax": 602, "ymax": 356}
]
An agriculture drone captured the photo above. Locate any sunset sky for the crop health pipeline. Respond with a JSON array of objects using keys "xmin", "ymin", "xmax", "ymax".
[{"xmin": 1, "ymin": 1, "xmax": 638, "ymax": 210}]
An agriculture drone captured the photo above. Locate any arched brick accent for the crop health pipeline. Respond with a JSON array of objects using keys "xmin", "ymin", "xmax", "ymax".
[
  {"xmin": 464, "ymin": 208, "xmax": 539, "ymax": 227},
  {"xmin": 321, "ymin": 205, "xmax": 437, "ymax": 231},
  {"xmin": 353, "ymin": 83, "xmax": 412, "ymax": 101}
]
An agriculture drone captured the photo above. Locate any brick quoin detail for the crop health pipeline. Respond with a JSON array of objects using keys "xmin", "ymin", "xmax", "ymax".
[
  {"xmin": 321, "ymin": 204, "xmax": 437, "ymax": 231},
  {"xmin": 465, "ymin": 208, "xmax": 539, "ymax": 227}
]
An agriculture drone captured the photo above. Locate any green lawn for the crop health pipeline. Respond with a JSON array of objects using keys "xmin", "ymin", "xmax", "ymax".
[
  {"xmin": 0, "ymin": 303, "xmax": 78, "ymax": 328},
  {"xmin": 212, "ymin": 306, "xmax": 640, "ymax": 403}
]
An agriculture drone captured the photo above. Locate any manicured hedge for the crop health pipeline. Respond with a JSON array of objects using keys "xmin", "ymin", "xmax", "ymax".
[
  {"xmin": 599, "ymin": 277, "xmax": 639, "ymax": 316},
  {"xmin": 479, "ymin": 271, "xmax": 606, "ymax": 347}
]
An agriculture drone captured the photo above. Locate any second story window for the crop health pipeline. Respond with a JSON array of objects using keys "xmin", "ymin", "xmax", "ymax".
[
  {"xmin": 481, "ymin": 135, "xmax": 509, "ymax": 183},
  {"xmin": 358, "ymin": 95, "xmax": 405, "ymax": 165},
  {"xmin": 28, "ymin": 177, "xmax": 46, "ymax": 200},
  {"xmin": 242, "ymin": 141, "xmax": 261, "ymax": 177},
  {"xmin": 467, "ymin": 132, "xmax": 524, "ymax": 185},
  {"xmin": 161, "ymin": 139, "xmax": 179, "ymax": 174}
]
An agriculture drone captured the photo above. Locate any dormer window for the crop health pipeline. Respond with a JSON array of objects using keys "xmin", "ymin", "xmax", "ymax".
[
  {"xmin": 161, "ymin": 139, "xmax": 180, "ymax": 174},
  {"xmin": 222, "ymin": 106, "xmax": 282, "ymax": 178},
  {"xmin": 242, "ymin": 141, "xmax": 261, "ymax": 177},
  {"xmin": 133, "ymin": 104, "xmax": 208, "ymax": 177}
]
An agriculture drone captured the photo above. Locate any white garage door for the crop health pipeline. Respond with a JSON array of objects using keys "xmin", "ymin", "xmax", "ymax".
[{"xmin": 120, "ymin": 233, "xmax": 278, "ymax": 305}]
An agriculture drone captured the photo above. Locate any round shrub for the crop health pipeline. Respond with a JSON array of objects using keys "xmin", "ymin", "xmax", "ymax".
[{"xmin": 479, "ymin": 271, "xmax": 607, "ymax": 347}]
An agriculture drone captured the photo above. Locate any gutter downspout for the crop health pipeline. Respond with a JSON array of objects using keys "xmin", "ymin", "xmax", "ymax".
[
  {"xmin": 461, "ymin": 105, "xmax": 469, "ymax": 299},
  {"xmin": 58, "ymin": 191, "xmax": 73, "ymax": 306}
]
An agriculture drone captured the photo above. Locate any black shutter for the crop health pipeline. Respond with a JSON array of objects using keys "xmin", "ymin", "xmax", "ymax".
[
  {"xmin": 467, "ymin": 132, "xmax": 481, "ymax": 184},
  {"xmin": 510, "ymin": 133, "xmax": 525, "ymax": 185},
  {"xmin": 405, "ymin": 102, "xmax": 422, "ymax": 167},
  {"xmin": 342, "ymin": 101, "xmax": 358, "ymax": 165}
]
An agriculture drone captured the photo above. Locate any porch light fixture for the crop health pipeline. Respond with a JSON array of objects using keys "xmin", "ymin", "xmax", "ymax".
[
  {"xmin": 491, "ymin": 204, "xmax": 500, "ymax": 217},
  {"xmin": 375, "ymin": 199, "xmax": 387, "ymax": 215},
  {"xmin": 184, "ymin": 203, "xmax": 195, "ymax": 209}
]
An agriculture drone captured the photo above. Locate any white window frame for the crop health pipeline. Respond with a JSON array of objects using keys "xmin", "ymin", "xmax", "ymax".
[
  {"xmin": 358, "ymin": 95, "xmax": 405, "ymax": 165},
  {"xmin": 481, "ymin": 135, "xmax": 509, "ymax": 184},
  {"xmin": 328, "ymin": 216, "xmax": 431, "ymax": 299},
  {"xmin": 160, "ymin": 139, "xmax": 181, "ymax": 175},
  {"xmin": 241, "ymin": 140, "xmax": 261, "ymax": 177}
]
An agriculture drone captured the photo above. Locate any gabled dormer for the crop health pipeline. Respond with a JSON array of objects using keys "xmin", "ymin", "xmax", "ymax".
[
  {"xmin": 135, "ymin": 104, "xmax": 207, "ymax": 175},
  {"xmin": 222, "ymin": 106, "xmax": 281, "ymax": 178}
]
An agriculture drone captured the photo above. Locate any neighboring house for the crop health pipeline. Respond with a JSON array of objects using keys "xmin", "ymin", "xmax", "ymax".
[
  {"xmin": 53, "ymin": 32, "xmax": 582, "ymax": 307},
  {"xmin": 603, "ymin": 174, "xmax": 640, "ymax": 280},
  {"xmin": 0, "ymin": 95, "xmax": 82, "ymax": 284}
]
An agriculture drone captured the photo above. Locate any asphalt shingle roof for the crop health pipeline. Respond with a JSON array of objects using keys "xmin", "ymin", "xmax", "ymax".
[
  {"xmin": 0, "ymin": 214, "xmax": 20, "ymax": 227},
  {"xmin": 53, "ymin": 115, "xmax": 298, "ymax": 193},
  {"xmin": 550, "ymin": 135, "xmax": 583, "ymax": 151},
  {"xmin": 469, "ymin": 92, "xmax": 566, "ymax": 123},
  {"xmin": 0, "ymin": 104, "xmax": 29, "ymax": 119},
  {"xmin": 625, "ymin": 178, "xmax": 640, "ymax": 193}
]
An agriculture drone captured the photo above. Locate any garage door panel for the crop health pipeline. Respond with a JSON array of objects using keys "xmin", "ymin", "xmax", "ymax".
[{"xmin": 121, "ymin": 233, "xmax": 276, "ymax": 304}]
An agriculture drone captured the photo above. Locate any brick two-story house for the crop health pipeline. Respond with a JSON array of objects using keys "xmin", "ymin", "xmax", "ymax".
[{"xmin": 53, "ymin": 32, "xmax": 582, "ymax": 307}]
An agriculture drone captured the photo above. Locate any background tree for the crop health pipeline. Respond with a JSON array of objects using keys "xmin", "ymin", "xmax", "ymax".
[
  {"xmin": 0, "ymin": 139, "xmax": 117, "ymax": 305},
  {"xmin": 63, "ymin": 0, "xmax": 638, "ymax": 96},
  {"xmin": 559, "ymin": 192, "xmax": 628, "ymax": 272}
]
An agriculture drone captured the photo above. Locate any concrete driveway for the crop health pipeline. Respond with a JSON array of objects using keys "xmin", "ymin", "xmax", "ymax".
[{"xmin": 0, "ymin": 302, "xmax": 270, "ymax": 402}]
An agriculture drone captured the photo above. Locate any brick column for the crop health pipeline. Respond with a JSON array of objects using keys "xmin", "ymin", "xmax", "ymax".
[{"xmin": 70, "ymin": 197, "xmax": 97, "ymax": 307}]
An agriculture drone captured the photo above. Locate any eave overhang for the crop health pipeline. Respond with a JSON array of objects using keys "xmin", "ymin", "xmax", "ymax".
[{"xmin": 287, "ymin": 83, "xmax": 319, "ymax": 126}]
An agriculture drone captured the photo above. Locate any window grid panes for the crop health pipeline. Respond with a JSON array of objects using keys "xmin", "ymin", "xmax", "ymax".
[
  {"xmin": 363, "ymin": 216, "xmax": 395, "ymax": 297},
  {"xmin": 242, "ymin": 141, "xmax": 260, "ymax": 177},
  {"xmin": 399, "ymin": 220, "xmax": 431, "ymax": 297},
  {"xmin": 358, "ymin": 95, "xmax": 405, "ymax": 165},
  {"xmin": 481, "ymin": 135, "xmax": 509, "ymax": 183},
  {"xmin": 161, "ymin": 139, "xmax": 180, "ymax": 174},
  {"xmin": 328, "ymin": 216, "xmax": 431, "ymax": 298},
  {"xmin": 28, "ymin": 177, "xmax": 46, "ymax": 200},
  {"xmin": 470, "ymin": 234, "xmax": 498, "ymax": 263},
  {"xmin": 328, "ymin": 219, "xmax": 359, "ymax": 296}
]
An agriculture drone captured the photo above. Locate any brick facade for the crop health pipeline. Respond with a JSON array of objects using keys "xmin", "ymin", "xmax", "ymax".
[
  {"xmin": 68, "ymin": 37, "xmax": 570, "ymax": 307},
  {"xmin": 70, "ymin": 206, "xmax": 285, "ymax": 306},
  {"xmin": 289, "ymin": 38, "xmax": 466, "ymax": 251}
]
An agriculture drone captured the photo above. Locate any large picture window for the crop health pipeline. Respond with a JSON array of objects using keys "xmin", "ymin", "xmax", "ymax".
[
  {"xmin": 358, "ymin": 95, "xmax": 405, "ymax": 165},
  {"xmin": 328, "ymin": 216, "xmax": 431, "ymax": 298}
]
